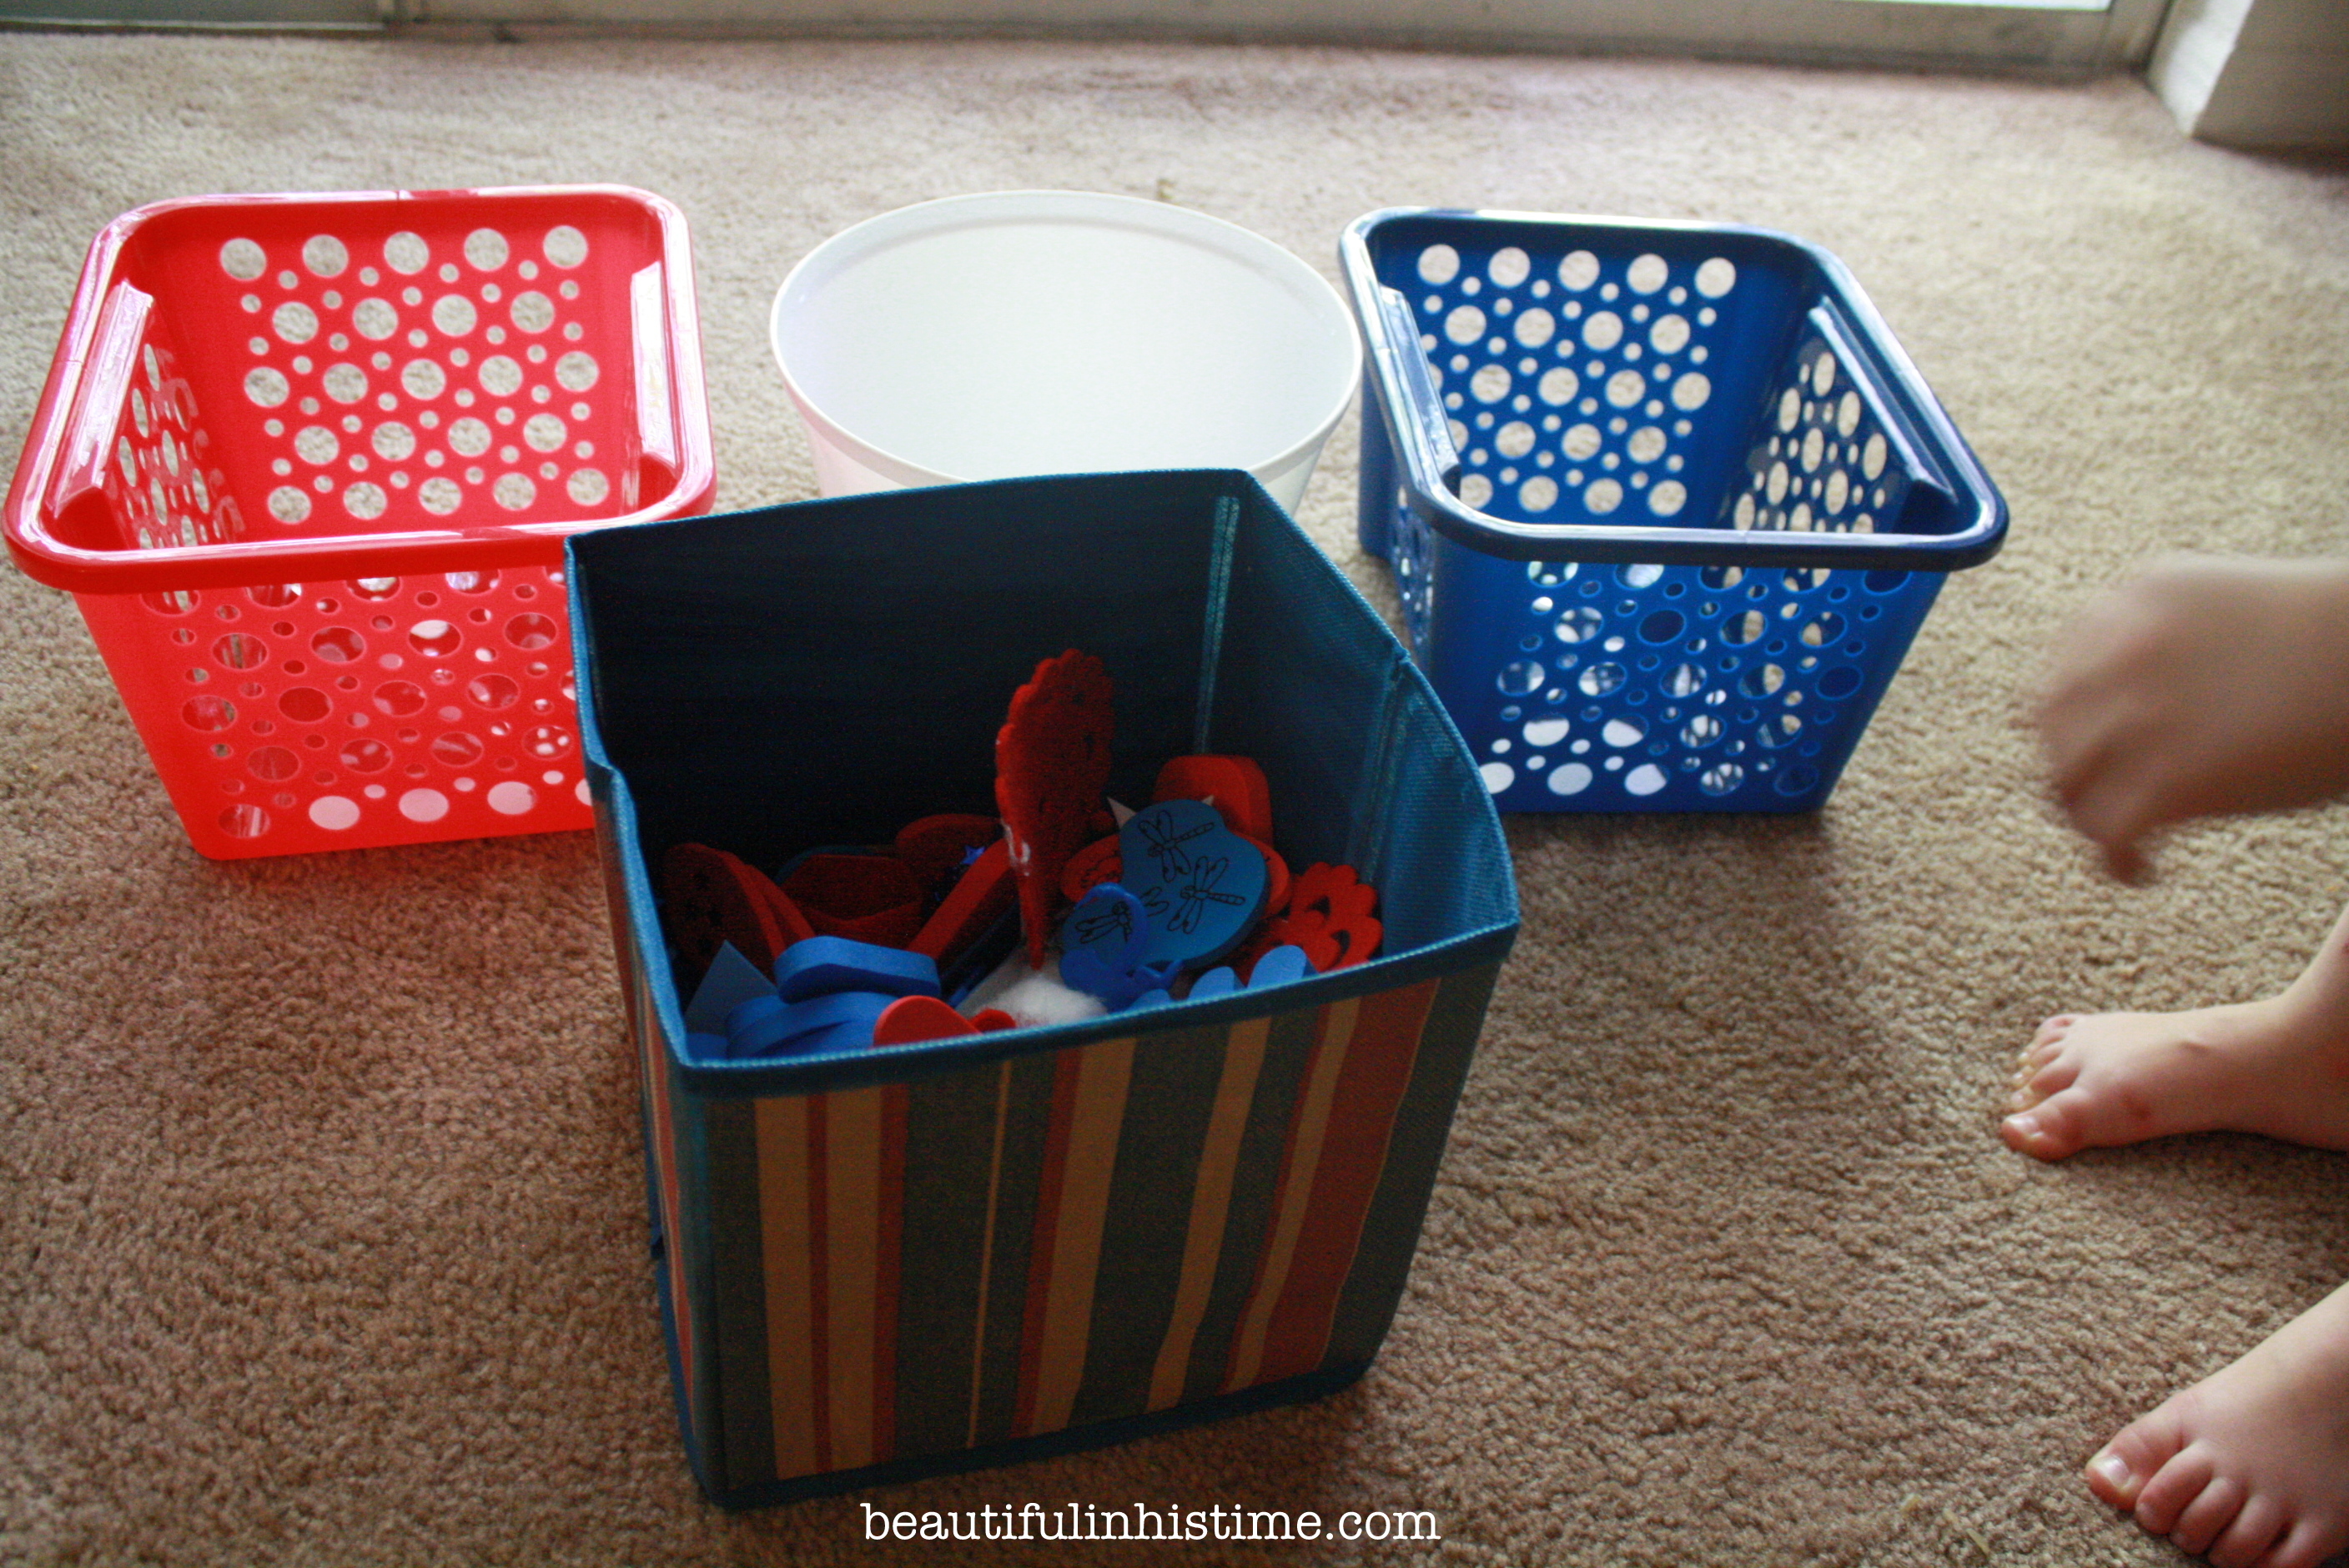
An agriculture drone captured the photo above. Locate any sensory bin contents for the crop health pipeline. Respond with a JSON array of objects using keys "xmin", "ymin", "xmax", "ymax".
[{"xmin": 658, "ymin": 650, "xmax": 1383, "ymax": 1062}]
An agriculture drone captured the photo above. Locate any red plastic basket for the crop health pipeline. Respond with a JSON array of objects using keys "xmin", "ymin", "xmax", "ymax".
[{"xmin": 5, "ymin": 185, "xmax": 715, "ymax": 858}]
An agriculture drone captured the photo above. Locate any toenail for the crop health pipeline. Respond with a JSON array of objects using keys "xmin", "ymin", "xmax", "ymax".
[
  {"xmin": 2090, "ymin": 1451, "xmax": 2133, "ymax": 1490},
  {"xmin": 2005, "ymin": 1112, "xmax": 2041, "ymax": 1138}
]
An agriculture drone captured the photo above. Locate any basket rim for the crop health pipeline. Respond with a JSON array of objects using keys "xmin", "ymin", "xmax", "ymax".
[
  {"xmin": 768, "ymin": 189, "xmax": 1362, "ymax": 496},
  {"xmin": 3, "ymin": 182, "xmax": 717, "ymax": 596},
  {"xmin": 1340, "ymin": 205, "xmax": 2008, "ymax": 572}
]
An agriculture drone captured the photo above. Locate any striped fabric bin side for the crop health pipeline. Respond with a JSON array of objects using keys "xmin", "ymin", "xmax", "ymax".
[
  {"xmin": 630, "ymin": 959, "xmax": 702, "ymax": 1457},
  {"xmin": 666, "ymin": 958, "xmax": 1503, "ymax": 1500}
]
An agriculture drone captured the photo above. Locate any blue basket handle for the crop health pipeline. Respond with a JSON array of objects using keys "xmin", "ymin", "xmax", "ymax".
[
  {"xmin": 1374, "ymin": 285, "xmax": 1461, "ymax": 495},
  {"xmin": 1343, "ymin": 211, "xmax": 2006, "ymax": 571},
  {"xmin": 1804, "ymin": 294, "xmax": 1953, "ymax": 515}
]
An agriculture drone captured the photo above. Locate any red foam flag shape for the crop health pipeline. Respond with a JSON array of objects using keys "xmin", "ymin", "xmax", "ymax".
[{"xmin": 995, "ymin": 649, "xmax": 1114, "ymax": 967}]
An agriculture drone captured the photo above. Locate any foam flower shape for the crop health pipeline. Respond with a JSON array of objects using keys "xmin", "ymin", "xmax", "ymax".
[
  {"xmin": 995, "ymin": 650, "xmax": 1114, "ymax": 967},
  {"xmin": 1261, "ymin": 862, "xmax": 1382, "ymax": 972}
]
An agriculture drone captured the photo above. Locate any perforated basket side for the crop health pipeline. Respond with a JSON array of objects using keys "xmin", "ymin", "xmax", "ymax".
[
  {"xmin": 1416, "ymin": 544, "xmax": 1944, "ymax": 813},
  {"xmin": 8, "ymin": 185, "xmax": 715, "ymax": 598},
  {"xmin": 1341, "ymin": 209, "xmax": 2004, "ymax": 573},
  {"xmin": 159, "ymin": 202, "xmax": 658, "ymax": 541},
  {"xmin": 5, "ymin": 186, "xmax": 715, "ymax": 857},
  {"xmin": 1375, "ymin": 222, "xmax": 1795, "ymax": 534},
  {"xmin": 75, "ymin": 560, "xmax": 593, "ymax": 857}
]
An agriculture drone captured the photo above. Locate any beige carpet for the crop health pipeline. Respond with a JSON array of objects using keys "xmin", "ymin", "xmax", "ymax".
[{"xmin": 4, "ymin": 28, "xmax": 2349, "ymax": 1566}]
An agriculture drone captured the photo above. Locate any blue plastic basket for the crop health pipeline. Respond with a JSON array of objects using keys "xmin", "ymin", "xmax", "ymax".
[{"xmin": 1342, "ymin": 209, "xmax": 2006, "ymax": 813}]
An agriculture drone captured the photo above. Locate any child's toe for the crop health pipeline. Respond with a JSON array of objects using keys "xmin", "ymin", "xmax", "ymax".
[
  {"xmin": 2206, "ymin": 1493, "xmax": 2285, "ymax": 1568},
  {"xmin": 2261, "ymin": 1515, "xmax": 2347, "ymax": 1568},
  {"xmin": 2008, "ymin": 1053, "xmax": 2078, "ymax": 1112},
  {"xmin": 2128, "ymin": 1430, "xmax": 2212, "ymax": 1535},
  {"xmin": 2168, "ymin": 1473, "xmax": 2247, "ymax": 1557},
  {"xmin": 2003, "ymin": 1085, "xmax": 2095, "ymax": 1158}
]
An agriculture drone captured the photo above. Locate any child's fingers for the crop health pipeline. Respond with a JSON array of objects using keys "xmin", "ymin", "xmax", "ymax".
[
  {"xmin": 2046, "ymin": 718, "xmax": 2136, "ymax": 833},
  {"xmin": 2057, "ymin": 759, "xmax": 2165, "ymax": 885},
  {"xmin": 2099, "ymin": 837, "xmax": 2150, "ymax": 887},
  {"xmin": 2085, "ymin": 795, "xmax": 2157, "ymax": 884},
  {"xmin": 2039, "ymin": 666, "xmax": 2150, "ymax": 807}
]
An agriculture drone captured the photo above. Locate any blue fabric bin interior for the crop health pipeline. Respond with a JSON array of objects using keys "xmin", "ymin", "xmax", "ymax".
[{"xmin": 569, "ymin": 470, "xmax": 1515, "ymax": 964}]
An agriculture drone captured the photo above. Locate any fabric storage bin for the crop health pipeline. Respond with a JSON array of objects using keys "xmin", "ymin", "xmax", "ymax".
[
  {"xmin": 1342, "ymin": 208, "xmax": 2005, "ymax": 815},
  {"xmin": 3, "ymin": 185, "xmax": 715, "ymax": 858},
  {"xmin": 568, "ymin": 470, "xmax": 1520, "ymax": 1507}
]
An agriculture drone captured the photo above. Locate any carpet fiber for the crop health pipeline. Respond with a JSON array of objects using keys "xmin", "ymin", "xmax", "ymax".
[{"xmin": 4, "ymin": 29, "xmax": 2348, "ymax": 1566}]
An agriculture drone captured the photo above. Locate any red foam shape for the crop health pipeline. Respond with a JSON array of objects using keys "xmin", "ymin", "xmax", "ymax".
[
  {"xmin": 894, "ymin": 813, "xmax": 1002, "ymax": 892},
  {"xmin": 908, "ymin": 838, "xmax": 1015, "ymax": 965},
  {"xmin": 995, "ymin": 649, "xmax": 1114, "ymax": 967},
  {"xmin": 1059, "ymin": 834, "xmax": 1124, "ymax": 904},
  {"xmin": 781, "ymin": 852, "xmax": 927, "ymax": 950},
  {"xmin": 1152, "ymin": 755, "xmax": 1273, "ymax": 842},
  {"xmin": 872, "ymin": 994, "xmax": 979, "ymax": 1048},
  {"xmin": 970, "ymin": 1008, "xmax": 1019, "ymax": 1033},
  {"xmin": 1261, "ymin": 862, "xmax": 1382, "ymax": 972},
  {"xmin": 660, "ymin": 842, "xmax": 817, "ymax": 977},
  {"xmin": 1241, "ymin": 835, "xmax": 1290, "ymax": 915}
]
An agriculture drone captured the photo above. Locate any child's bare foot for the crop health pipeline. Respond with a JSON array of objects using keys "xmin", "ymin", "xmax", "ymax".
[
  {"xmin": 2004, "ymin": 922, "xmax": 2349, "ymax": 1162},
  {"xmin": 2084, "ymin": 1280, "xmax": 2349, "ymax": 1568},
  {"xmin": 2002, "ymin": 999, "xmax": 2349, "ymax": 1160}
]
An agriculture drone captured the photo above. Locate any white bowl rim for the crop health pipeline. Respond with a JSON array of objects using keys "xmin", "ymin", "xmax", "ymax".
[{"xmin": 768, "ymin": 188, "xmax": 1364, "ymax": 491}]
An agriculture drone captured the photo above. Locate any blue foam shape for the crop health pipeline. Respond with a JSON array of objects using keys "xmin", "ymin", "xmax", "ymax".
[
  {"xmin": 727, "ymin": 993, "xmax": 794, "ymax": 1056},
  {"xmin": 772, "ymin": 936, "xmax": 940, "ymax": 1003},
  {"xmin": 685, "ymin": 941, "xmax": 777, "ymax": 1035},
  {"xmin": 1059, "ymin": 882, "xmax": 1148, "ymax": 973},
  {"xmin": 1119, "ymin": 799, "xmax": 1268, "ymax": 969},
  {"xmin": 686, "ymin": 1032, "xmax": 731, "ymax": 1063},
  {"xmin": 734, "ymin": 990, "xmax": 896, "ymax": 1058},
  {"xmin": 1248, "ymin": 943, "xmax": 1316, "ymax": 989},
  {"xmin": 789, "ymin": 1018, "xmax": 889, "ymax": 1058},
  {"xmin": 1059, "ymin": 947, "xmax": 1180, "ymax": 1011},
  {"xmin": 1188, "ymin": 966, "xmax": 1239, "ymax": 998},
  {"xmin": 726, "ymin": 992, "xmax": 785, "ymax": 1038},
  {"xmin": 1129, "ymin": 988, "xmax": 1174, "ymax": 1011}
]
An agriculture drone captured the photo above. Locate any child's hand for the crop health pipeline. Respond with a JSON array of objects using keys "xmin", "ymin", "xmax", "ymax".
[{"xmin": 2040, "ymin": 555, "xmax": 2349, "ymax": 882}]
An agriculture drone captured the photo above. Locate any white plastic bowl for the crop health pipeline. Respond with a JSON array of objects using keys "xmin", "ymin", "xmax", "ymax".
[{"xmin": 770, "ymin": 191, "xmax": 1362, "ymax": 510}]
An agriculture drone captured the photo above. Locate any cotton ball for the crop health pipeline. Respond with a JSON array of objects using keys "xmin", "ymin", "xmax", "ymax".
[
  {"xmin": 966, "ymin": 950, "xmax": 1107, "ymax": 1028},
  {"xmin": 992, "ymin": 967, "xmax": 1109, "ymax": 1028}
]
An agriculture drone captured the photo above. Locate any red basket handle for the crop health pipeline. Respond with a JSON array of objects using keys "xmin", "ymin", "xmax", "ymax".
[
  {"xmin": 44, "ymin": 279, "xmax": 151, "ymax": 529},
  {"xmin": 632, "ymin": 261, "xmax": 677, "ymax": 475}
]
